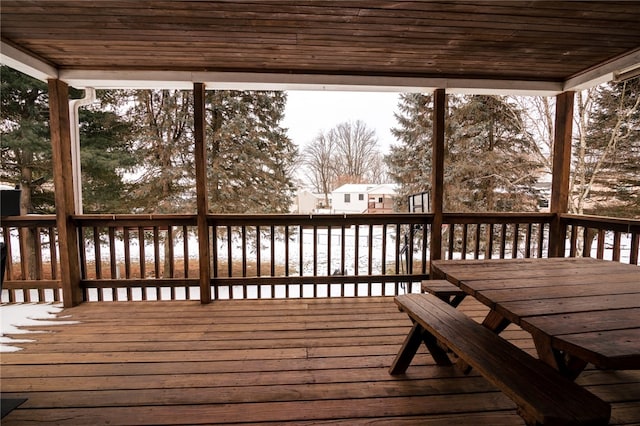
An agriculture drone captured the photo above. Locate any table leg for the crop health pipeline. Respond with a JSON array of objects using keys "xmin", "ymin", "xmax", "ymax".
[
  {"xmin": 451, "ymin": 309, "xmax": 511, "ymax": 374},
  {"xmin": 482, "ymin": 309, "xmax": 511, "ymax": 333},
  {"xmin": 533, "ymin": 336, "xmax": 587, "ymax": 380}
]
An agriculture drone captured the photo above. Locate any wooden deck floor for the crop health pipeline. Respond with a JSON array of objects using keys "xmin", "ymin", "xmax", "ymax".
[{"xmin": 1, "ymin": 296, "xmax": 639, "ymax": 425}]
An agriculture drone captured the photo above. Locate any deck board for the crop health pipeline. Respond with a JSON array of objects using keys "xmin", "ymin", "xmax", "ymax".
[{"xmin": 1, "ymin": 296, "xmax": 639, "ymax": 425}]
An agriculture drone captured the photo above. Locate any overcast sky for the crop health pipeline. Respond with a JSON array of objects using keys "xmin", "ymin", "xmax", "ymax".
[{"xmin": 282, "ymin": 91, "xmax": 402, "ymax": 154}]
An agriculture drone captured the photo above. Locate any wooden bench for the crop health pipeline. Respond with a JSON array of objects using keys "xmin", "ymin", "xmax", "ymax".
[
  {"xmin": 421, "ymin": 279, "xmax": 466, "ymax": 306},
  {"xmin": 390, "ymin": 293, "xmax": 611, "ymax": 426}
]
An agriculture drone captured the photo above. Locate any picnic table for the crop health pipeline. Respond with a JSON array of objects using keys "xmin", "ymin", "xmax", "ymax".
[{"xmin": 431, "ymin": 257, "xmax": 640, "ymax": 379}]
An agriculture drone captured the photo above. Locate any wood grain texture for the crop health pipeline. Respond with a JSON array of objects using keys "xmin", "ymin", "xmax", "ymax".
[
  {"xmin": 2, "ymin": 2, "xmax": 640, "ymax": 84},
  {"xmin": 394, "ymin": 293, "xmax": 612, "ymax": 425},
  {"xmin": 1, "ymin": 296, "xmax": 638, "ymax": 425},
  {"xmin": 432, "ymin": 258, "xmax": 640, "ymax": 377}
]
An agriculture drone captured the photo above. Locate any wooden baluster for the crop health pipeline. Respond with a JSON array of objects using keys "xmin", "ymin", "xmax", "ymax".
[
  {"xmin": 327, "ymin": 225, "xmax": 332, "ymax": 277},
  {"xmin": 110, "ymin": 227, "xmax": 118, "ymax": 300},
  {"xmin": 447, "ymin": 224, "xmax": 455, "ymax": 260},
  {"xmin": 3, "ymin": 226, "xmax": 14, "ymax": 281},
  {"xmin": 569, "ymin": 225, "xmax": 577, "ymax": 257},
  {"xmin": 212, "ymin": 224, "xmax": 218, "ymax": 300},
  {"xmin": 93, "ymin": 226, "xmax": 101, "ymax": 280},
  {"xmin": 597, "ymin": 230, "xmax": 605, "ymax": 259},
  {"xmin": 76, "ymin": 227, "xmax": 85, "ymax": 280},
  {"xmin": 525, "ymin": 223, "xmax": 532, "ymax": 258},
  {"xmin": 461, "ymin": 224, "xmax": 468, "ymax": 259},
  {"xmin": 395, "ymin": 223, "xmax": 401, "ymax": 275},
  {"xmin": 108, "ymin": 227, "xmax": 116, "ymax": 280},
  {"xmin": 367, "ymin": 223, "xmax": 378, "ymax": 294},
  {"xmin": 284, "ymin": 225, "xmax": 290, "ymax": 298},
  {"xmin": 486, "ymin": 224, "xmax": 494, "ymax": 259},
  {"xmin": 367, "ymin": 223, "xmax": 376, "ymax": 275},
  {"xmin": 242, "ymin": 226, "xmax": 247, "ymax": 299},
  {"xmin": 538, "ymin": 223, "xmax": 546, "ymax": 258},
  {"xmin": 138, "ymin": 226, "xmax": 145, "ymax": 280},
  {"xmin": 270, "ymin": 225, "xmax": 275, "ymax": 298},
  {"xmin": 340, "ymin": 224, "xmax": 346, "ymax": 297},
  {"xmin": 153, "ymin": 226, "xmax": 160, "ymax": 279},
  {"xmin": 167, "ymin": 225, "xmax": 175, "ymax": 284},
  {"xmin": 499, "ymin": 223, "xmax": 507, "ymax": 259},
  {"xmin": 182, "ymin": 225, "xmax": 189, "ymax": 280},
  {"xmin": 409, "ymin": 223, "xmax": 415, "ymax": 275},
  {"xmin": 512, "ymin": 223, "xmax": 519, "ymax": 259},
  {"xmin": 612, "ymin": 231, "xmax": 621, "ymax": 262},
  {"xmin": 355, "ymin": 224, "xmax": 361, "ymax": 277},
  {"xmin": 474, "ymin": 224, "xmax": 481, "ymax": 259},
  {"xmin": 421, "ymin": 223, "xmax": 428, "ymax": 274},
  {"xmin": 313, "ymin": 225, "xmax": 318, "ymax": 298},
  {"xmin": 49, "ymin": 226, "xmax": 59, "ymax": 301},
  {"xmin": 123, "ymin": 227, "xmax": 131, "ymax": 279},
  {"xmin": 226, "ymin": 226, "xmax": 233, "ymax": 278},
  {"xmin": 582, "ymin": 227, "xmax": 590, "ymax": 258},
  {"xmin": 630, "ymin": 232, "xmax": 639, "ymax": 265},
  {"xmin": 313, "ymin": 225, "xmax": 318, "ymax": 280},
  {"xmin": 256, "ymin": 225, "xmax": 261, "ymax": 280},
  {"xmin": 299, "ymin": 224, "xmax": 303, "ymax": 296}
]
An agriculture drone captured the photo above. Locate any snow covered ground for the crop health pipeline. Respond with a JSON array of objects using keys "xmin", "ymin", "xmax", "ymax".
[{"xmin": 0, "ymin": 303, "xmax": 78, "ymax": 352}]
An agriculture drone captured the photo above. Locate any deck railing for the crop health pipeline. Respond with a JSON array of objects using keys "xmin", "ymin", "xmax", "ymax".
[
  {"xmin": 1, "ymin": 212, "xmax": 638, "ymax": 303},
  {"xmin": 74, "ymin": 214, "xmax": 199, "ymax": 302},
  {"xmin": 561, "ymin": 214, "xmax": 640, "ymax": 264},
  {"xmin": 1, "ymin": 215, "xmax": 60, "ymax": 302},
  {"xmin": 442, "ymin": 213, "xmax": 554, "ymax": 260},
  {"xmin": 208, "ymin": 214, "xmax": 431, "ymax": 300}
]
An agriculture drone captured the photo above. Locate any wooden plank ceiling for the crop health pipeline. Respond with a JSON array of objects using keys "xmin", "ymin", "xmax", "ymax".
[{"xmin": 2, "ymin": 1, "xmax": 640, "ymax": 91}]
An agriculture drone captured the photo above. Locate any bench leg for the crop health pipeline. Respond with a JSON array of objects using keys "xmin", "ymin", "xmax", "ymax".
[
  {"xmin": 390, "ymin": 322, "xmax": 452, "ymax": 375},
  {"xmin": 390, "ymin": 322, "xmax": 423, "ymax": 374}
]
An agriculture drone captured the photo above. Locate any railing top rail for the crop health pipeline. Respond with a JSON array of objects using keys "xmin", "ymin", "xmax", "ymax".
[
  {"xmin": 0, "ymin": 215, "xmax": 57, "ymax": 227},
  {"xmin": 73, "ymin": 214, "xmax": 197, "ymax": 227},
  {"xmin": 443, "ymin": 212, "xmax": 555, "ymax": 224},
  {"xmin": 560, "ymin": 213, "xmax": 640, "ymax": 233},
  {"xmin": 207, "ymin": 213, "xmax": 434, "ymax": 226}
]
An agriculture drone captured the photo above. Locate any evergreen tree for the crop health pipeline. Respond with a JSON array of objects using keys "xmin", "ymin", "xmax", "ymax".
[
  {"xmin": 0, "ymin": 66, "xmax": 52, "ymax": 213},
  {"xmin": 387, "ymin": 93, "xmax": 542, "ymax": 213},
  {"xmin": 126, "ymin": 89, "xmax": 194, "ymax": 214},
  {"xmin": 79, "ymin": 104, "xmax": 138, "ymax": 213},
  {"xmin": 386, "ymin": 93, "xmax": 433, "ymax": 211},
  {"xmin": 576, "ymin": 79, "xmax": 640, "ymax": 218},
  {"xmin": 206, "ymin": 90, "xmax": 297, "ymax": 213},
  {"xmin": 446, "ymin": 95, "xmax": 541, "ymax": 212},
  {"xmin": 1, "ymin": 67, "xmax": 136, "ymax": 214}
]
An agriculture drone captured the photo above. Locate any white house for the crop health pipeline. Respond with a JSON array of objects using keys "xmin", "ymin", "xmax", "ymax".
[
  {"xmin": 331, "ymin": 183, "xmax": 398, "ymax": 214},
  {"xmin": 293, "ymin": 189, "xmax": 330, "ymax": 214},
  {"xmin": 366, "ymin": 183, "xmax": 398, "ymax": 213}
]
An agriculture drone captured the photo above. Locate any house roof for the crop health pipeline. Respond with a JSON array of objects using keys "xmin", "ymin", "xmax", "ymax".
[
  {"xmin": 332, "ymin": 184, "xmax": 397, "ymax": 195},
  {"xmin": 367, "ymin": 184, "xmax": 398, "ymax": 195},
  {"xmin": 332, "ymin": 184, "xmax": 374, "ymax": 194},
  {"xmin": 2, "ymin": 1, "xmax": 639, "ymax": 94}
]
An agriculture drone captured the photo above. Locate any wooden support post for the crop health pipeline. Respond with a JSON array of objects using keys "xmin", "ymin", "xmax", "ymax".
[
  {"xmin": 48, "ymin": 79, "xmax": 82, "ymax": 307},
  {"xmin": 549, "ymin": 91, "xmax": 574, "ymax": 258},
  {"xmin": 430, "ymin": 89, "xmax": 446, "ymax": 271},
  {"xmin": 194, "ymin": 83, "xmax": 211, "ymax": 303}
]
